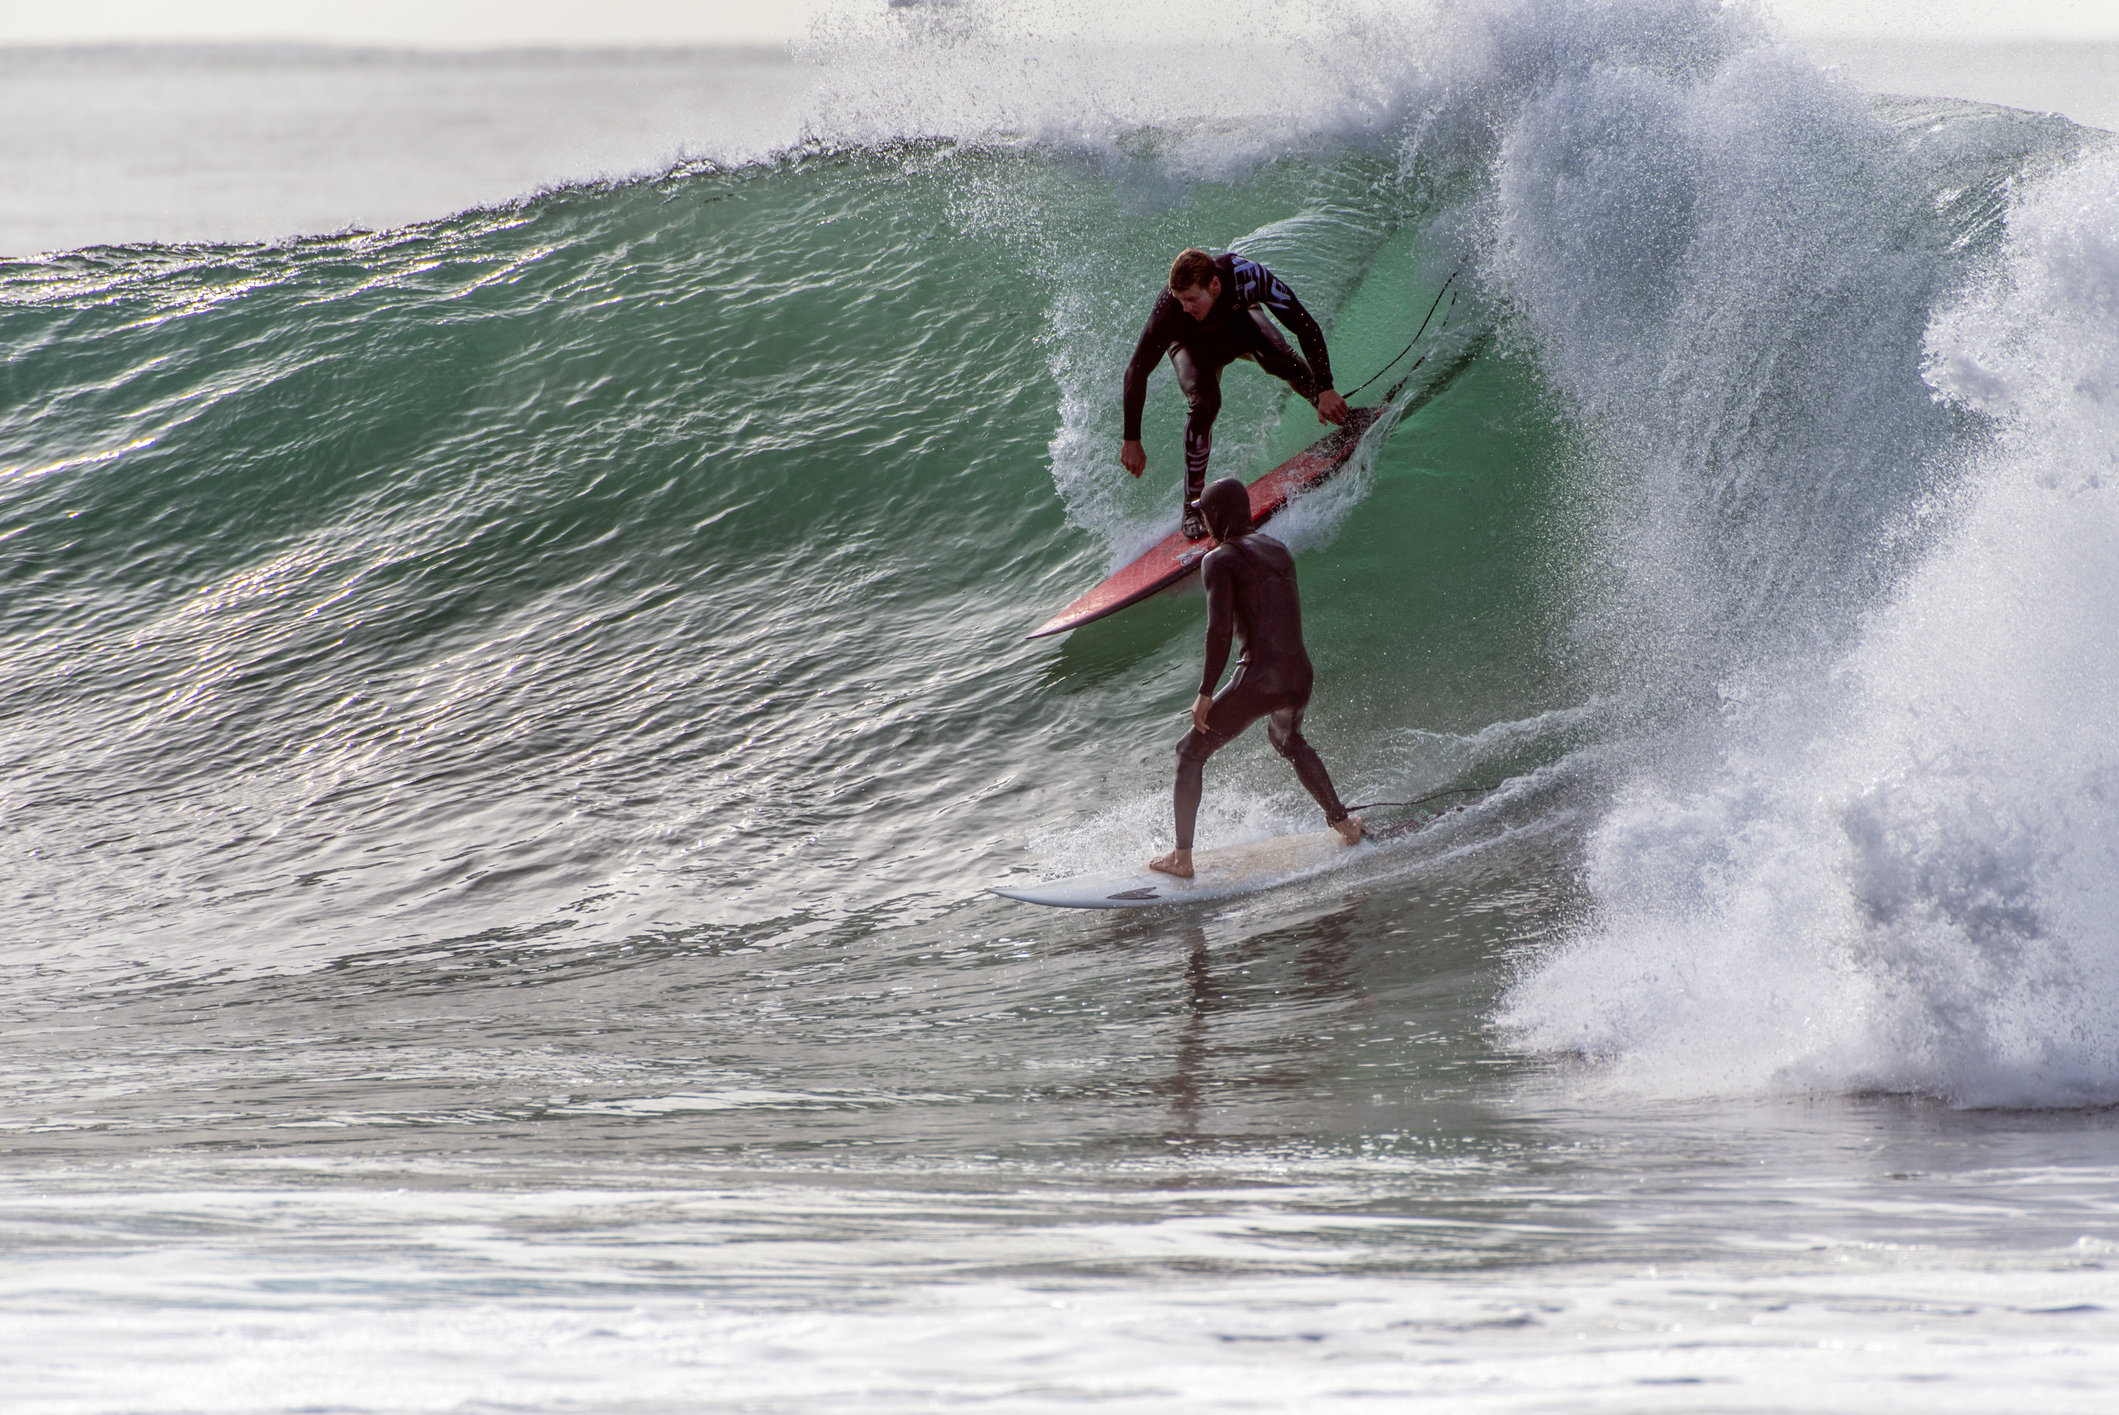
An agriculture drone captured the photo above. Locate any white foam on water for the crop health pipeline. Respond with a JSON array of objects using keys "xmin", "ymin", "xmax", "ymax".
[
  {"xmin": 1501, "ymin": 144, "xmax": 2119, "ymax": 1107},
  {"xmin": 12, "ymin": 1170, "xmax": 2119, "ymax": 1415}
]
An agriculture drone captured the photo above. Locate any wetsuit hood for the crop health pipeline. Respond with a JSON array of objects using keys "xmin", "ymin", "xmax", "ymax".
[{"xmin": 1192, "ymin": 477, "xmax": 1253, "ymax": 541}]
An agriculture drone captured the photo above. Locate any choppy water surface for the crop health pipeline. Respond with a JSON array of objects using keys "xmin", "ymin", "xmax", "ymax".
[{"xmin": 6, "ymin": 2, "xmax": 2119, "ymax": 1409}]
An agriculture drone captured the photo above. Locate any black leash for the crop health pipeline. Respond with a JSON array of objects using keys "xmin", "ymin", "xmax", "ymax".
[
  {"xmin": 1345, "ymin": 783, "xmax": 1495, "ymax": 815},
  {"xmin": 1342, "ymin": 269, "xmax": 1460, "ymax": 401},
  {"xmin": 1378, "ymin": 309, "xmax": 1451, "ymax": 405}
]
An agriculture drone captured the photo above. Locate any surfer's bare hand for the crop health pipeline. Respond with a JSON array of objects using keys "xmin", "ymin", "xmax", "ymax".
[
  {"xmin": 1149, "ymin": 848, "xmax": 1194, "ymax": 878},
  {"xmin": 1120, "ymin": 440, "xmax": 1146, "ymax": 476},
  {"xmin": 1192, "ymin": 693, "xmax": 1212, "ymax": 732},
  {"xmin": 1317, "ymin": 390, "xmax": 1349, "ymax": 425}
]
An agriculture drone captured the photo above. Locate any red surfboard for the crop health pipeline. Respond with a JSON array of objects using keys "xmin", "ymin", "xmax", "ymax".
[{"xmin": 1026, "ymin": 403, "xmax": 1383, "ymax": 639}]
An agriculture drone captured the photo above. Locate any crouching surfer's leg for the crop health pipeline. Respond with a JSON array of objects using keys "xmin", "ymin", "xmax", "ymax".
[
  {"xmin": 1171, "ymin": 349, "xmax": 1223, "ymax": 539},
  {"xmin": 1267, "ymin": 705, "xmax": 1363, "ymax": 845}
]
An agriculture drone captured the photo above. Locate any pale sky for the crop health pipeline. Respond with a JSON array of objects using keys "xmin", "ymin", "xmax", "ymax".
[{"xmin": 7, "ymin": 0, "xmax": 2118, "ymax": 48}]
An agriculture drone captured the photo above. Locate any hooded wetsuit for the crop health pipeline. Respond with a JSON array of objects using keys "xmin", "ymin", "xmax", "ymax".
[
  {"xmin": 1121, "ymin": 254, "xmax": 1335, "ymax": 510},
  {"xmin": 1172, "ymin": 507, "xmax": 1350, "ymax": 852}
]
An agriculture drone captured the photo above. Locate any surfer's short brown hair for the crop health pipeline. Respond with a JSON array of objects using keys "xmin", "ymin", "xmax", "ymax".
[{"xmin": 1168, "ymin": 248, "xmax": 1219, "ymax": 293}]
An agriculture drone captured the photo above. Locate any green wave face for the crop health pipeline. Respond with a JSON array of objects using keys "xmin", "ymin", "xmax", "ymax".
[{"xmin": 0, "ymin": 136, "xmax": 1566, "ymax": 971}]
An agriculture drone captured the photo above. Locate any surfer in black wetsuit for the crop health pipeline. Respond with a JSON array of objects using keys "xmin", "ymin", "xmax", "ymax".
[
  {"xmin": 1150, "ymin": 478, "xmax": 1361, "ymax": 879},
  {"xmin": 1121, "ymin": 248, "xmax": 1349, "ymax": 539}
]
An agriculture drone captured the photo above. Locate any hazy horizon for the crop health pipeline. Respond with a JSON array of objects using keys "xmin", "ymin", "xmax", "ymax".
[
  {"xmin": 4, "ymin": 0, "xmax": 2117, "ymax": 49},
  {"xmin": 4, "ymin": 27, "xmax": 2114, "ymax": 258}
]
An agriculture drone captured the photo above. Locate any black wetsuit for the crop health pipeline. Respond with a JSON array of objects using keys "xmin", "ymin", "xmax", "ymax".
[
  {"xmin": 1173, "ymin": 529, "xmax": 1350, "ymax": 851},
  {"xmin": 1121, "ymin": 254, "xmax": 1334, "ymax": 510}
]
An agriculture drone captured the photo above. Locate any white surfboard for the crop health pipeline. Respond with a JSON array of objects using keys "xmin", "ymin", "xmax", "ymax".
[{"xmin": 990, "ymin": 828, "xmax": 1371, "ymax": 909}]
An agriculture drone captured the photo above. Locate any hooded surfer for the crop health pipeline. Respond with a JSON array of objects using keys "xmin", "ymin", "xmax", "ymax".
[
  {"xmin": 1121, "ymin": 248, "xmax": 1349, "ymax": 539},
  {"xmin": 1150, "ymin": 477, "xmax": 1362, "ymax": 879}
]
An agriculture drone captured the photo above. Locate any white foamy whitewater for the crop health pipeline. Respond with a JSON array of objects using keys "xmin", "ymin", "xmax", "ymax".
[{"xmin": 1499, "ymin": 137, "xmax": 2119, "ymax": 1110}]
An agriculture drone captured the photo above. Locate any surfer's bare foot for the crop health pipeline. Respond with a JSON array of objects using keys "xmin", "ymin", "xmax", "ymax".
[
  {"xmin": 1149, "ymin": 848, "xmax": 1194, "ymax": 878},
  {"xmin": 1332, "ymin": 815, "xmax": 1365, "ymax": 846}
]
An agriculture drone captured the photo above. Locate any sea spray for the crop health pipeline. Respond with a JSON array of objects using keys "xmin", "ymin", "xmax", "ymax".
[{"xmin": 1499, "ymin": 144, "xmax": 2119, "ymax": 1107}]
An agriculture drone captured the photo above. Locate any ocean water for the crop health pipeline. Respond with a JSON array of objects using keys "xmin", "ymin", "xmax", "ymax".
[
  {"xmin": 7, "ymin": 1, "xmax": 2119, "ymax": 1409},
  {"xmin": 1806, "ymin": 36, "xmax": 2119, "ymax": 138},
  {"xmin": 0, "ymin": 46, "xmax": 817, "ymax": 257}
]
